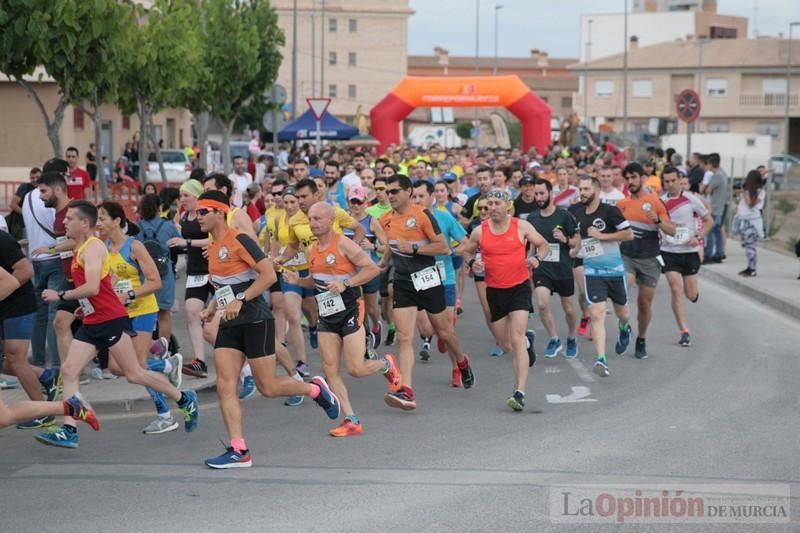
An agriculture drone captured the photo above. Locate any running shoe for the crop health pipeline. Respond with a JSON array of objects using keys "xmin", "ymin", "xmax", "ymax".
[
  {"xmin": 577, "ymin": 316, "xmax": 590, "ymax": 337},
  {"xmin": 382, "ymin": 354, "xmax": 402, "ymax": 392},
  {"xmin": 41, "ymin": 369, "xmax": 62, "ymax": 402},
  {"xmin": 310, "ymin": 376, "xmax": 340, "ymax": 419},
  {"xmin": 615, "ymin": 323, "xmax": 632, "ymax": 355},
  {"xmin": 634, "ymin": 337, "xmax": 649, "ymax": 360},
  {"xmin": 239, "ymin": 375, "xmax": 257, "ymax": 400},
  {"xmin": 143, "ymin": 416, "xmax": 179, "ymax": 434},
  {"xmin": 565, "ymin": 337, "xmax": 579, "ymax": 358},
  {"xmin": 295, "ymin": 361, "xmax": 311, "ymax": 379},
  {"xmin": 450, "ymin": 367, "xmax": 462, "ymax": 388},
  {"xmin": 384, "ymin": 389, "xmax": 417, "ymax": 410},
  {"xmin": 437, "ymin": 335, "xmax": 446, "ymax": 354},
  {"xmin": 35, "ymin": 426, "xmax": 79, "ymax": 449},
  {"xmin": 364, "ymin": 343, "xmax": 378, "ymax": 361},
  {"xmin": 419, "ymin": 342, "xmax": 431, "ymax": 362},
  {"xmin": 167, "ymin": 353, "xmax": 183, "ymax": 389},
  {"xmin": 506, "ymin": 390, "xmax": 525, "ymax": 412},
  {"xmin": 64, "ymin": 393, "xmax": 100, "ymax": 431},
  {"xmin": 284, "ymin": 395, "xmax": 304, "ymax": 406},
  {"xmin": 179, "ymin": 390, "xmax": 199, "ymax": 432},
  {"xmin": 678, "ymin": 332, "xmax": 692, "ymax": 347},
  {"xmin": 329, "ymin": 419, "xmax": 363, "ymax": 437},
  {"xmin": 459, "ymin": 355, "xmax": 475, "ymax": 389},
  {"xmin": 371, "ymin": 322, "xmax": 382, "ymax": 349},
  {"xmin": 182, "ymin": 358, "xmax": 208, "ymax": 378},
  {"xmin": 0, "ymin": 377, "xmax": 19, "ymax": 389},
  {"xmin": 151, "ymin": 337, "xmax": 170, "ymax": 358},
  {"xmin": 593, "ymin": 357, "xmax": 610, "ymax": 378},
  {"xmin": 385, "ymin": 324, "xmax": 396, "ymax": 346},
  {"xmin": 543, "ymin": 337, "xmax": 562, "ymax": 358},
  {"xmin": 525, "ymin": 330, "xmax": 537, "ymax": 367},
  {"xmin": 490, "ymin": 345, "xmax": 504, "ymax": 357},
  {"xmin": 16, "ymin": 416, "xmax": 56, "ymax": 430},
  {"xmin": 205, "ymin": 447, "xmax": 253, "ymax": 469},
  {"xmin": 309, "ymin": 325, "xmax": 319, "ymax": 349}
]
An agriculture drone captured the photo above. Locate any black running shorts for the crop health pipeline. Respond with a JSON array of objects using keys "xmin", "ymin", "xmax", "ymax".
[
  {"xmin": 532, "ymin": 273, "xmax": 575, "ymax": 297},
  {"xmin": 215, "ymin": 319, "xmax": 275, "ymax": 359},
  {"xmin": 392, "ymin": 278, "xmax": 446, "ymax": 314},
  {"xmin": 318, "ymin": 299, "xmax": 364, "ymax": 338},
  {"xmin": 584, "ymin": 275, "xmax": 627, "ymax": 306},
  {"xmin": 74, "ymin": 316, "xmax": 135, "ymax": 351},
  {"xmin": 486, "ymin": 280, "xmax": 532, "ymax": 323},
  {"xmin": 661, "ymin": 251, "xmax": 701, "ymax": 277}
]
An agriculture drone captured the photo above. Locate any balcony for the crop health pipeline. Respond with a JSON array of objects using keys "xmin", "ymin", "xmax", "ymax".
[{"xmin": 739, "ymin": 93, "xmax": 799, "ymax": 107}]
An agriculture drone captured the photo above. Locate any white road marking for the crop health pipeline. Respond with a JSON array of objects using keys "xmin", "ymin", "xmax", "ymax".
[
  {"xmin": 566, "ymin": 357, "xmax": 596, "ymax": 383},
  {"xmin": 545, "ymin": 386, "xmax": 597, "ymax": 404}
]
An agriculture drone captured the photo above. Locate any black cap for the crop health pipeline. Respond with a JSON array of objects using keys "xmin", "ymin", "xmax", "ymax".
[{"xmin": 519, "ymin": 176, "xmax": 536, "ymax": 186}]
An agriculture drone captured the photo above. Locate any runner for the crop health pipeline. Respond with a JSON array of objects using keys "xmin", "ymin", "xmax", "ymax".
[
  {"xmin": 378, "ymin": 175, "xmax": 475, "ymax": 411},
  {"xmin": 343, "ymin": 186, "xmax": 383, "ymax": 351},
  {"xmin": 598, "ymin": 166, "xmax": 625, "ymax": 206},
  {"xmin": 196, "ymin": 191, "xmax": 340, "ymax": 468},
  {"xmin": 513, "ymin": 175, "xmax": 539, "ymax": 218},
  {"xmin": 526, "ymin": 179, "xmax": 579, "ymax": 358},
  {"xmin": 365, "ymin": 177, "xmax": 397, "ymax": 346},
  {"xmin": 460, "ymin": 188, "xmax": 548, "ymax": 411},
  {"xmin": 412, "ymin": 181, "xmax": 467, "ymax": 386},
  {"xmin": 553, "ymin": 166, "xmax": 580, "ymax": 207},
  {"xmin": 660, "ymin": 166, "xmax": 712, "ymax": 347},
  {"xmin": 571, "ymin": 177, "xmax": 634, "ymax": 378},
  {"xmin": 433, "ymin": 179, "xmax": 467, "ymax": 316},
  {"xmin": 283, "ymin": 202, "xmax": 401, "ymax": 437},
  {"xmin": 97, "ymin": 201, "xmax": 183, "ymax": 434},
  {"xmin": 617, "ymin": 163, "xmax": 676, "ymax": 359},
  {"xmin": 37, "ymin": 201, "xmax": 199, "ymax": 448}
]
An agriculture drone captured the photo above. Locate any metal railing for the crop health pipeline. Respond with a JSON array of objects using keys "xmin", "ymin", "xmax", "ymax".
[{"xmin": 739, "ymin": 93, "xmax": 799, "ymax": 107}]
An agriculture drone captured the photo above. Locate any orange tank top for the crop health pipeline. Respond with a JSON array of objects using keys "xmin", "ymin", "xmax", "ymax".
[{"xmin": 479, "ymin": 218, "xmax": 529, "ymax": 288}]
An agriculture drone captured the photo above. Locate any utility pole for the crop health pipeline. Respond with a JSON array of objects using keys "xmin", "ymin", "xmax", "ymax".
[
  {"xmin": 623, "ymin": 0, "xmax": 629, "ymax": 136},
  {"xmin": 493, "ymin": 4, "xmax": 503, "ymax": 76},
  {"xmin": 785, "ymin": 23, "xmax": 800, "ymax": 177},
  {"xmin": 583, "ymin": 19, "xmax": 592, "ymax": 130},
  {"xmin": 291, "ymin": 0, "xmax": 298, "ymax": 119},
  {"xmin": 311, "ymin": 2, "xmax": 316, "ymax": 97},
  {"xmin": 320, "ymin": 0, "xmax": 326, "ymax": 96},
  {"xmin": 474, "ymin": 0, "xmax": 480, "ymax": 149}
]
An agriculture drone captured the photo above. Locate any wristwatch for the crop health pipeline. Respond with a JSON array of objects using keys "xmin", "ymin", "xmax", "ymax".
[
  {"xmin": 343, "ymin": 279, "xmax": 351, "ymax": 289},
  {"xmin": 411, "ymin": 244, "xmax": 419, "ymax": 255},
  {"xmin": 57, "ymin": 290, "xmax": 66, "ymax": 301},
  {"xmin": 235, "ymin": 292, "xmax": 247, "ymax": 302},
  {"xmin": 127, "ymin": 290, "xmax": 136, "ymax": 301},
  {"xmin": 186, "ymin": 238, "xmax": 193, "ymax": 248}
]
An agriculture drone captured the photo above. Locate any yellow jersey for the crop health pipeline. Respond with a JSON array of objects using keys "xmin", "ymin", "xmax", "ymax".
[{"xmin": 106, "ymin": 237, "xmax": 159, "ymax": 318}]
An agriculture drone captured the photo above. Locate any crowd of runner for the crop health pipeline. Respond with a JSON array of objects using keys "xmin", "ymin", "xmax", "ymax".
[{"xmin": 0, "ymin": 139, "xmax": 740, "ymax": 468}]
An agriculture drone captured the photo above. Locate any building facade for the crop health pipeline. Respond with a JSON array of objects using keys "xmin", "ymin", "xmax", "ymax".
[
  {"xmin": 272, "ymin": 0, "xmax": 412, "ymax": 123},
  {"xmin": 571, "ymin": 38, "xmax": 800, "ymax": 155}
]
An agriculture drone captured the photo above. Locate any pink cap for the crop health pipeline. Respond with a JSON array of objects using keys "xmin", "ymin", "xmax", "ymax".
[{"xmin": 348, "ymin": 186, "xmax": 367, "ymax": 201}]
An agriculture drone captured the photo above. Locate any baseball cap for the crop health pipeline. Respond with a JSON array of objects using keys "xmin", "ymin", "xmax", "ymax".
[
  {"xmin": 519, "ymin": 176, "xmax": 536, "ymax": 186},
  {"xmin": 348, "ymin": 186, "xmax": 367, "ymax": 202},
  {"xmin": 441, "ymin": 172, "xmax": 457, "ymax": 182}
]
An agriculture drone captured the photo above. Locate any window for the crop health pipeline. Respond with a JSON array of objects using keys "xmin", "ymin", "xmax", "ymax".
[
  {"xmin": 632, "ymin": 79, "xmax": 653, "ymax": 98},
  {"xmin": 348, "ymin": 52, "xmax": 357, "ymax": 66},
  {"xmin": 328, "ymin": 84, "xmax": 337, "ymax": 97},
  {"xmin": 122, "ymin": 115, "xmax": 130, "ymax": 130},
  {"xmin": 707, "ymin": 121, "xmax": 729, "ymax": 133},
  {"xmin": 762, "ymin": 79, "xmax": 787, "ymax": 94},
  {"xmin": 348, "ymin": 84, "xmax": 357, "ymax": 99},
  {"xmin": 561, "ymin": 96, "xmax": 572, "ymax": 108},
  {"xmin": 756, "ymin": 122, "xmax": 780, "ymax": 138},
  {"xmin": 329, "ymin": 18, "xmax": 337, "ymax": 32},
  {"xmin": 706, "ymin": 78, "xmax": 728, "ymax": 97},
  {"xmin": 73, "ymin": 108, "xmax": 84, "ymax": 129},
  {"xmin": 594, "ymin": 80, "xmax": 614, "ymax": 97},
  {"xmin": 329, "ymin": 51, "xmax": 337, "ymax": 66},
  {"xmin": 348, "ymin": 18, "xmax": 357, "ymax": 32}
]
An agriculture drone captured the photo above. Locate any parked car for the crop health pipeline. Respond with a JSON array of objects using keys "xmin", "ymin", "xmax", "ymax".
[
  {"xmin": 767, "ymin": 154, "xmax": 800, "ymax": 190},
  {"xmin": 145, "ymin": 149, "xmax": 192, "ymax": 184}
]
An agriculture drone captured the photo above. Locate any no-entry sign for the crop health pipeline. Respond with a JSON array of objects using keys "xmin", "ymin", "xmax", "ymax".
[{"xmin": 676, "ymin": 89, "xmax": 701, "ymax": 123}]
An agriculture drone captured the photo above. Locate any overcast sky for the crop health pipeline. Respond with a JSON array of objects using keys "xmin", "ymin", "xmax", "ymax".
[{"xmin": 408, "ymin": 0, "xmax": 800, "ymax": 59}]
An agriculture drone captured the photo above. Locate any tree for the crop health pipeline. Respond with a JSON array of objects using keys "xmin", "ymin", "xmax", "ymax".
[
  {"xmin": 117, "ymin": 0, "xmax": 202, "ymax": 183},
  {"xmin": 189, "ymin": 0, "xmax": 284, "ymax": 174},
  {"xmin": 456, "ymin": 122, "xmax": 473, "ymax": 141},
  {"xmin": 0, "ymin": 1, "xmax": 132, "ymax": 158}
]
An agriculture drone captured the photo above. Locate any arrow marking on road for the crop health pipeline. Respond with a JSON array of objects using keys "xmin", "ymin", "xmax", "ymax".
[{"xmin": 545, "ymin": 386, "xmax": 598, "ymax": 404}]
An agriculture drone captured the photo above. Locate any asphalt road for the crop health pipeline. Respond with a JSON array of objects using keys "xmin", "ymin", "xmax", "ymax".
[{"xmin": 1, "ymin": 277, "xmax": 797, "ymax": 532}]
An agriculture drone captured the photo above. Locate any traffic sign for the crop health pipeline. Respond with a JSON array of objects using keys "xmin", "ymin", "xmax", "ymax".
[
  {"xmin": 306, "ymin": 98, "xmax": 331, "ymax": 120},
  {"xmin": 262, "ymin": 111, "xmax": 287, "ymax": 133},
  {"xmin": 676, "ymin": 89, "xmax": 701, "ymax": 123}
]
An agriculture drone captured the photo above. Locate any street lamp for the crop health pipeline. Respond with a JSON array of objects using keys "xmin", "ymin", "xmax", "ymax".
[
  {"xmin": 583, "ymin": 19, "xmax": 592, "ymax": 130},
  {"xmin": 493, "ymin": 4, "xmax": 504, "ymax": 76},
  {"xmin": 784, "ymin": 22, "xmax": 800, "ymax": 177}
]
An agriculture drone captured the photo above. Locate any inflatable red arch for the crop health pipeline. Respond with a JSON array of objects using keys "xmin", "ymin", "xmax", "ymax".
[{"xmin": 370, "ymin": 75, "xmax": 551, "ymax": 154}]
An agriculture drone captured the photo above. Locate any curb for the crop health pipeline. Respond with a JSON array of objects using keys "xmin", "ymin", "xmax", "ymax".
[
  {"xmin": 700, "ymin": 268, "xmax": 800, "ymax": 321},
  {"xmin": 91, "ymin": 379, "xmax": 218, "ymax": 415}
]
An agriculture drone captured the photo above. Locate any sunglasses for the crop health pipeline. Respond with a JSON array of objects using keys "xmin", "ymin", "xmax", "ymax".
[
  {"xmin": 196, "ymin": 207, "xmax": 215, "ymax": 216},
  {"xmin": 387, "ymin": 188, "xmax": 403, "ymax": 195},
  {"xmin": 485, "ymin": 191, "xmax": 508, "ymax": 200},
  {"xmin": 349, "ymin": 198, "xmax": 364, "ymax": 205}
]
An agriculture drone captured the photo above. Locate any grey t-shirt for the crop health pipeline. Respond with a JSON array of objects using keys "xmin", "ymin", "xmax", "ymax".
[{"xmin": 707, "ymin": 168, "xmax": 728, "ymax": 217}]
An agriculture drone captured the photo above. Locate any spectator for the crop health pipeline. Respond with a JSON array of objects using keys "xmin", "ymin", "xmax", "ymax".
[
  {"xmin": 86, "ymin": 143, "xmax": 97, "ymax": 181},
  {"xmin": 64, "ymin": 146, "xmax": 93, "ymax": 201},
  {"xmin": 701, "ymin": 153, "xmax": 728, "ymax": 263},
  {"xmin": 7, "ymin": 167, "xmax": 40, "ymax": 239},
  {"xmin": 228, "ymin": 155, "xmax": 253, "ymax": 208},
  {"xmin": 736, "ymin": 170, "xmax": 765, "ymax": 277},
  {"xmin": 243, "ymin": 183, "xmax": 262, "ymax": 221}
]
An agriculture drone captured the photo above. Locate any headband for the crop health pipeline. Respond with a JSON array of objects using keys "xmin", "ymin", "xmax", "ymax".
[{"xmin": 197, "ymin": 198, "xmax": 229, "ymax": 213}]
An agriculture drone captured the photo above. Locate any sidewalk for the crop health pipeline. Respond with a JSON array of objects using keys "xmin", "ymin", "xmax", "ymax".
[{"xmin": 700, "ymin": 238, "xmax": 800, "ymax": 320}]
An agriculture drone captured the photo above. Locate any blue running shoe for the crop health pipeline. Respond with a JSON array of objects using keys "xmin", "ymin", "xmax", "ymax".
[
  {"xmin": 205, "ymin": 447, "xmax": 253, "ymax": 469},
  {"xmin": 239, "ymin": 376, "xmax": 257, "ymax": 400},
  {"xmin": 565, "ymin": 337, "xmax": 579, "ymax": 359},
  {"xmin": 16, "ymin": 416, "xmax": 56, "ymax": 430},
  {"xmin": 309, "ymin": 325, "xmax": 319, "ymax": 350},
  {"xmin": 41, "ymin": 369, "xmax": 62, "ymax": 402},
  {"xmin": 35, "ymin": 426, "xmax": 78, "ymax": 448},
  {"xmin": 490, "ymin": 345, "xmax": 504, "ymax": 357},
  {"xmin": 310, "ymin": 376, "xmax": 340, "ymax": 419},
  {"xmin": 615, "ymin": 323, "xmax": 632, "ymax": 355},
  {"xmin": 593, "ymin": 357, "xmax": 610, "ymax": 378},
  {"xmin": 544, "ymin": 337, "xmax": 562, "ymax": 358},
  {"xmin": 284, "ymin": 395, "xmax": 304, "ymax": 406},
  {"xmin": 179, "ymin": 390, "xmax": 199, "ymax": 432}
]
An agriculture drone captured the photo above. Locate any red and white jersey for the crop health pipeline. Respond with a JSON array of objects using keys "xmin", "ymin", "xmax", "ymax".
[
  {"xmin": 553, "ymin": 185, "xmax": 579, "ymax": 208},
  {"xmin": 660, "ymin": 191, "xmax": 708, "ymax": 254}
]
